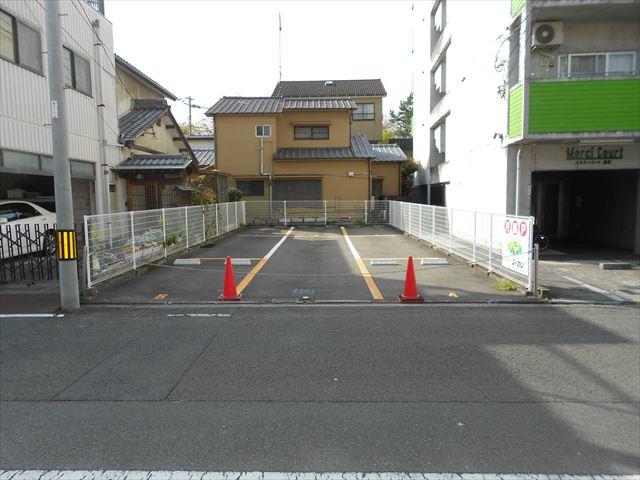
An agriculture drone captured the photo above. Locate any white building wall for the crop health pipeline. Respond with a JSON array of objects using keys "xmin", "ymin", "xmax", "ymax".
[
  {"xmin": 413, "ymin": 0, "xmax": 512, "ymax": 214},
  {"xmin": 0, "ymin": 0, "xmax": 120, "ymax": 214}
]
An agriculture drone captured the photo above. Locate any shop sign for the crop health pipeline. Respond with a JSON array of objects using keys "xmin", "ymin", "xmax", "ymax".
[
  {"xmin": 566, "ymin": 146, "xmax": 623, "ymax": 166},
  {"xmin": 502, "ymin": 217, "xmax": 530, "ymax": 277}
]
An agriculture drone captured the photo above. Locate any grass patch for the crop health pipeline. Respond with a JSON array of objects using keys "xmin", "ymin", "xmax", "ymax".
[{"xmin": 495, "ymin": 279, "xmax": 519, "ymax": 292}]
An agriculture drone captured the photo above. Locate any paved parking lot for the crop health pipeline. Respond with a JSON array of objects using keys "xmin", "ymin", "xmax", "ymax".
[{"xmin": 91, "ymin": 225, "xmax": 526, "ymax": 304}]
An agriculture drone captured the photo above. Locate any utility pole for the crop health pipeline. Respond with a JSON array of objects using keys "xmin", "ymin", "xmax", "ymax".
[
  {"xmin": 46, "ymin": 0, "xmax": 80, "ymax": 310},
  {"xmin": 186, "ymin": 96, "xmax": 193, "ymax": 135},
  {"xmin": 278, "ymin": 13, "xmax": 283, "ymax": 81}
]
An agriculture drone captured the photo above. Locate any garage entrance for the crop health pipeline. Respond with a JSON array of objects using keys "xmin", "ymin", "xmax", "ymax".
[{"xmin": 532, "ymin": 169, "xmax": 639, "ymax": 251}]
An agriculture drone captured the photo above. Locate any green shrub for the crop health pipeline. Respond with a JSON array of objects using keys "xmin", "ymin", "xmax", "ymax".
[{"xmin": 496, "ymin": 279, "xmax": 519, "ymax": 292}]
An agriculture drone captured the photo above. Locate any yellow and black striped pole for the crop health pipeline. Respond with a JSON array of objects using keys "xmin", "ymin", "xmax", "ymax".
[{"xmin": 56, "ymin": 229, "xmax": 78, "ymax": 261}]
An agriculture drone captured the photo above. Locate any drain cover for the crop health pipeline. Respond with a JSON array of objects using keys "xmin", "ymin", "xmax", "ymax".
[
  {"xmin": 421, "ymin": 258, "xmax": 448, "ymax": 265},
  {"xmin": 292, "ymin": 288, "xmax": 316, "ymax": 302}
]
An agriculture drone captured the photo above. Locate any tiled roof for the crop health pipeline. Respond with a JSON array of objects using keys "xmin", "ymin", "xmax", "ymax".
[
  {"xmin": 193, "ymin": 147, "xmax": 216, "ymax": 168},
  {"xmin": 275, "ymin": 133, "xmax": 376, "ymax": 160},
  {"xmin": 371, "ymin": 143, "xmax": 407, "ymax": 162},
  {"xmin": 115, "ymin": 54, "xmax": 177, "ymax": 100},
  {"xmin": 272, "ymin": 79, "xmax": 387, "ymax": 98},
  {"xmin": 118, "ymin": 99, "xmax": 169, "ymax": 142},
  {"xmin": 206, "ymin": 97, "xmax": 357, "ymax": 115},
  {"xmin": 111, "ymin": 154, "xmax": 192, "ymax": 171}
]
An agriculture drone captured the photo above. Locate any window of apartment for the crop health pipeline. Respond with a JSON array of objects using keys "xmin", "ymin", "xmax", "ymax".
[
  {"xmin": 433, "ymin": 0, "xmax": 445, "ymax": 33},
  {"xmin": 0, "ymin": 8, "xmax": 43, "ymax": 74},
  {"xmin": 352, "ymin": 103, "xmax": 375, "ymax": 121},
  {"xmin": 236, "ymin": 180, "xmax": 264, "ymax": 197},
  {"xmin": 431, "ymin": 119, "xmax": 446, "ymax": 158},
  {"xmin": 63, "ymin": 46, "xmax": 92, "ymax": 95},
  {"xmin": 558, "ymin": 52, "xmax": 636, "ymax": 77},
  {"xmin": 256, "ymin": 125, "xmax": 271, "ymax": 137},
  {"xmin": 508, "ymin": 19, "xmax": 521, "ymax": 87},
  {"xmin": 294, "ymin": 126, "xmax": 329, "ymax": 140}
]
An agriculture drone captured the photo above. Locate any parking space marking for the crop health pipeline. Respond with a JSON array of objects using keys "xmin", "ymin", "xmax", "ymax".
[
  {"xmin": 236, "ymin": 227, "xmax": 295, "ymax": 294},
  {"xmin": 560, "ymin": 274, "xmax": 626, "ymax": 302},
  {"xmin": 340, "ymin": 227, "xmax": 384, "ymax": 301}
]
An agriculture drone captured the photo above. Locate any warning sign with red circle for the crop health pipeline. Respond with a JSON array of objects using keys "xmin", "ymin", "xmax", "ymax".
[{"xmin": 502, "ymin": 216, "xmax": 530, "ymax": 276}]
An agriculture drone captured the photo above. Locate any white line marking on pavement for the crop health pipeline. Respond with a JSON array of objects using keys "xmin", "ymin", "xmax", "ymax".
[
  {"xmin": 1, "ymin": 472, "xmax": 637, "ymax": 480},
  {"xmin": 560, "ymin": 274, "xmax": 627, "ymax": 302},
  {"xmin": 167, "ymin": 313, "xmax": 231, "ymax": 317},
  {"xmin": 0, "ymin": 313, "xmax": 64, "ymax": 318}
]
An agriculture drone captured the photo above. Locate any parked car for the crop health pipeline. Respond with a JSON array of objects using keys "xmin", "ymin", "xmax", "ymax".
[{"xmin": 0, "ymin": 200, "xmax": 57, "ymax": 259}]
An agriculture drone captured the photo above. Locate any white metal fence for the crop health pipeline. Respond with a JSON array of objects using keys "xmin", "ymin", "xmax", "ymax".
[
  {"xmin": 244, "ymin": 200, "xmax": 389, "ymax": 225},
  {"xmin": 84, "ymin": 202, "xmax": 245, "ymax": 287},
  {"xmin": 388, "ymin": 201, "xmax": 535, "ymax": 290},
  {"xmin": 84, "ymin": 200, "xmax": 534, "ymax": 292}
]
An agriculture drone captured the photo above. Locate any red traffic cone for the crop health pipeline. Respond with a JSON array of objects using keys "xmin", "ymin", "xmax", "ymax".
[
  {"xmin": 219, "ymin": 256, "xmax": 242, "ymax": 301},
  {"xmin": 398, "ymin": 256, "xmax": 424, "ymax": 303}
]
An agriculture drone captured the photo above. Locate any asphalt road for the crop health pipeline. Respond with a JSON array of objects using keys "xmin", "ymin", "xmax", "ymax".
[{"xmin": 1, "ymin": 303, "xmax": 638, "ymax": 472}]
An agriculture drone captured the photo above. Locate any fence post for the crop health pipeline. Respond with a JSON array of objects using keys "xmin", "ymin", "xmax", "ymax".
[
  {"xmin": 226, "ymin": 203, "xmax": 230, "ymax": 232},
  {"xmin": 431, "ymin": 206, "xmax": 436, "ymax": 244},
  {"xmin": 215, "ymin": 203, "xmax": 219, "ymax": 237},
  {"xmin": 488, "ymin": 213, "xmax": 493, "ymax": 272},
  {"xmin": 472, "ymin": 211, "xmax": 477, "ymax": 264},
  {"xmin": 184, "ymin": 206, "xmax": 189, "ymax": 249},
  {"xmin": 84, "ymin": 244, "xmax": 92, "ymax": 289},
  {"xmin": 202, "ymin": 205, "xmax": 206, "ymax": 242},
  {"xmin": 162, "ymin": 208, "xmax": 167, "ymax": 258},
  {"xmin": 419, "ymin": 204, "xmax": 423, "ymax": 240},
  {"xmin": 284, "ymin": 201, "xmax": 287, "ymax": 226},
  {"xmin": 129, "ymin": 211, "xmax": 136, "ymax": 270},
  {"xmin": 533, "ymin": 242, "xmax": 539, "ymax": 297},
  {"xmin": 324, "ymin": 200, "xmax": 328, "ymax": 225},
  {"xmin": 242, "ymin": 201, "xmax": 246, "ymax": 225},
  {"xmin": 364, "ymin": 200, "xmax": 368, "ymax": 224},
  {"xmin": 449, "ymin": 210, "xmax": 453, "ymax": 254},
  {"xmin": 235, "ymin": 202, "xmax": 239, "ymax": 229}
]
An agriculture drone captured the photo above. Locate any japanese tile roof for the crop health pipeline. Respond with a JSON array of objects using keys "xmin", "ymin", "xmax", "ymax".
[
  {"xmin": 118, "ymin": 99, "xmax": 170, "ymax": 142},
  {"xmin": 193, "ymin": 147, "xmax": 216, "ymax": 168},
  {"xmin": 275, "ymin": 133, "xmax": 376, "ymax": 160},
  {"xmin": 111, "ymin": 154, "xmax": 192, "ymax": 171},
  {"xmin": 271, "ymin": 79, "xmax": 387, "ymax": 98},
  {"xmin": 115, "ymin": 54, "xmax": 177, "ymax": 100},
  {"xmin": 205, "ymin": 97, "xmax": 357, "ymax": 115},
  {"xmin": 371, "ymin": 143, "xmax": 407, "ymax": 162}
]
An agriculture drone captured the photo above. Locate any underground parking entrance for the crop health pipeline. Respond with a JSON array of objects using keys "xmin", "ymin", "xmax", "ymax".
[{"xmin": 87, "ymin": 224, "xmax": 534, "ymax": 305}]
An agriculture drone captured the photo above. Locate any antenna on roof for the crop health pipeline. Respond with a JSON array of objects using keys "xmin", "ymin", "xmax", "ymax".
[{"xmin": 278, "ymin": 13, "xmax": 283, "ymax": 81}]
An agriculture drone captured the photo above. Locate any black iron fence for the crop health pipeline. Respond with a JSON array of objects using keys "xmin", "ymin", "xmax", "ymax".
[{"xmin": 0, "ymin": 224, "xmax": 84, "ymax": 284}]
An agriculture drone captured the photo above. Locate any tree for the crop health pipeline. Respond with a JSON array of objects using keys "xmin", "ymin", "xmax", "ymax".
[
  {"xmin": 387, "ymin": 93, "xmax": 413, "ymax": 138},
  {"xmin": 400, "ymin": 157, "xmax": 421, "ymax": 196},
  {"xmin": 180, "ymin": 118, "xmax": 214, "ymax": 136}
]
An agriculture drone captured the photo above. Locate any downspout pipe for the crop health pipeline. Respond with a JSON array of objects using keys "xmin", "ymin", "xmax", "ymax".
[{"xmin": 259, "ymin": 137, "xmax": 273, "ymax": 200}]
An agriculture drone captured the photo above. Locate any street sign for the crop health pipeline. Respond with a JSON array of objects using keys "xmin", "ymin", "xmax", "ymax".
[{"xmin": 502, "ymin": 217, "xmax": 530, "ymax": 276}]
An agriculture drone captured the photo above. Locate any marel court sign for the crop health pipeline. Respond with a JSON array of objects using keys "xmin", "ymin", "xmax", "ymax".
[{"xmin": 566, "ymin": 146, "xmax": 624, "ymax": 161}]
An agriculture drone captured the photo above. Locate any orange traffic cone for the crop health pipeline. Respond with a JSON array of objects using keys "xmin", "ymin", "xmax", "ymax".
[
  {"xmin": 219, "ymin": 256, "xmax": 242, "ymax": 301},
  {"xmin": 398, "ymin": 256, "xmax": 424, "ymax": 303}
]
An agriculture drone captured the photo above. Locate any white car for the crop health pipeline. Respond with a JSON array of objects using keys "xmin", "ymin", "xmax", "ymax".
[{"xmin": 0, "ymin": 200, "xmax": 57, "ymax": 259}]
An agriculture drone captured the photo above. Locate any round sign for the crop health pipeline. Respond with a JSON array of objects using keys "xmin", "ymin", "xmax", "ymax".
[
  {"xmin": 504, "ymin": 220, "xmax": 511, "ymax": 233},
  {"xmin": 512, "ymin": 220, "xmax": 519, "ymax": 234},
  {"xmin": 519, "ymin": 221, "xmax": 528, "ymax": 237}
]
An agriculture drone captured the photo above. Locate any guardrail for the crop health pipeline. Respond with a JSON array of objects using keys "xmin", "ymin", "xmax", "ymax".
[
  {"xmin": 389, "ymin": 201, "xmax": 535, "ymax": 291},
  {"xmin": 84, "ymin": 202, "xmax": 245, "ymax": 288}
]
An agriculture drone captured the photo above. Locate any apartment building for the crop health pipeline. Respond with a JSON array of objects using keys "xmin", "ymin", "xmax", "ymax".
[
  {"xmin": 0, "ymin": 0, "xmax": 119, "ymax": 222},
  {"xmin": 413, "ymin": 0, "xmax": 640, "ymax": 252}
]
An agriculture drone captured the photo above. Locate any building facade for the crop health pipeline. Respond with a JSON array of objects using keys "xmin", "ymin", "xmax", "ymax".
[
  {"xmin": 413, "ymin": 0, "xmax": 640, "ymax": 252},
  {"xmin": 0, "ymin": 0, "xmax": 119, "ymax": 222}
]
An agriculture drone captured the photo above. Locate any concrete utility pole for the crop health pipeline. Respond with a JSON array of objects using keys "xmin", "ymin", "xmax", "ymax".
[
  {"xmin": 46, "ymin": 0, "xmax": 80, "ymax": 310},
  {"xmin": 187, "ymin": 96, "xmax": 193, "ymax": 135}
]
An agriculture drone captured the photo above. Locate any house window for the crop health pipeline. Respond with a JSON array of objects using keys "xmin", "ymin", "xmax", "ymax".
[
  {"xmin": 256, "ymin": 125, "xmax": 271, "ymax": 137},
  {"xmin": 273, "ymin": 179, "xmax": 322, "ymax": 200},
  {"xmin": 63, "ymin": 46, "xmax": 92, "ymax": 95},
  {"xmin": 372, "ymin": 179, "xmax": 383, "ymax": 198},
  {"xmin": 0, "ymin": 9, "xmax": 42, "ymax": 74},
  {"xmin": 294, "ymin": 126, "xmax": 329, "ymax": 140},
  {"xmin": 236, "ymin": 180, "xmax": 264, "ymax": 197},
  {"xmin": 352, "ymin": 103, "xmax": 375, "ymax": 121},
  {"xmin": 557, "ymin": 52, "xmax": 636, "ymax": 77}
]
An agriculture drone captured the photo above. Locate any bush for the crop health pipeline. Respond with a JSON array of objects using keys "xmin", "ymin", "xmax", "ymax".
[
  {"xmin": 495, "ymin": 279, "xmax": 519, "ymax": 292},
  {"xmin": 228, "ymin": 187, "xmax": 242, "ymax": 202}
]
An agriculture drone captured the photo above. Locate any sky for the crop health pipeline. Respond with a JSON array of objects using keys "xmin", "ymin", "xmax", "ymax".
[{"xmin": 105, "ymin": 0, "xmax": 414, "ymax": 128}]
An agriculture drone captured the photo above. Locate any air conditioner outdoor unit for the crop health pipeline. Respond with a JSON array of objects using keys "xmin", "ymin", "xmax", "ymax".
[{"xmin": 532, "ymin": 21, "xmax": 564, "ymax": 47}]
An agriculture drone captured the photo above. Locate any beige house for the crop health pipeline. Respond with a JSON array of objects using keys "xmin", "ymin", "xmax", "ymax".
[
  {"xmin": 206, "ymin": 95, "xmax": 401, "ymax": 201},
  {"xmin": 111, "ymin": 55, "xmax": 198, "ymax": 211},
  {"xmin": 272, "ymin": 79, "xmax": 386, "ymax": 143}
]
